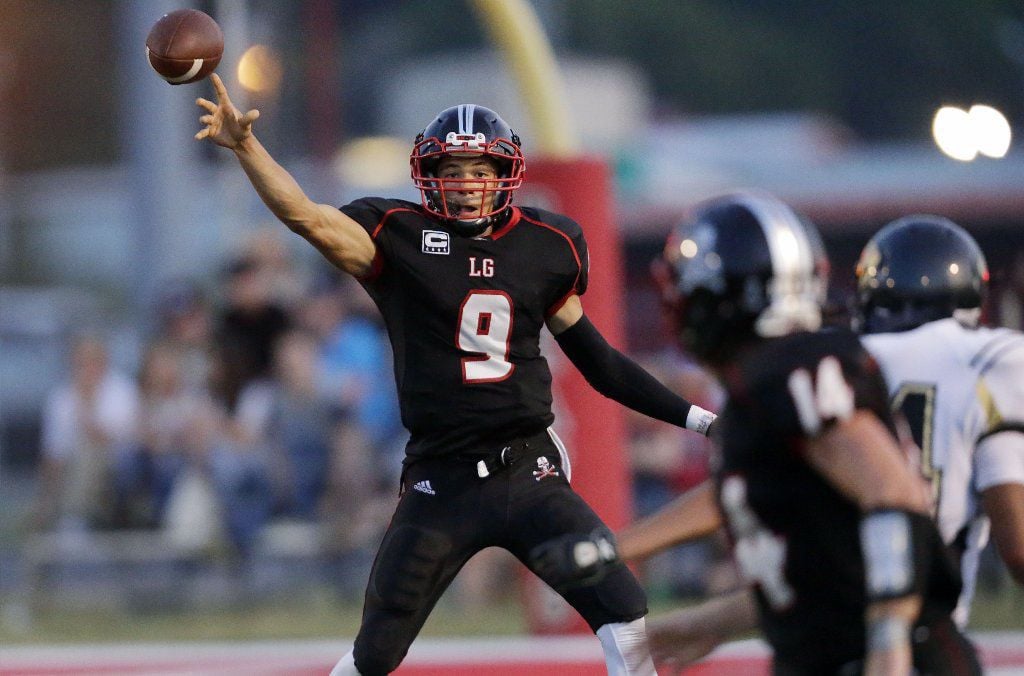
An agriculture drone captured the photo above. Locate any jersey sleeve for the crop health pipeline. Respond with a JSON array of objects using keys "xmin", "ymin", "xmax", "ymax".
[
  {"xmin": 975, "ymin": 432, "xmax": 1024, "ymax": 491},
  {"xmin": 974, "ymin": 338, "xmax": 1024, "ymax": 490},
  {"xmin": 976, "ymin": 337, "xmax": 1024, "ymax": 438},
  {"xmin": 571, "ymin": 226, "xmax": 590, "ymax": 296},
  {"xmin": 338, "ymin": 197, "xmax": 399, "ymax": 282},
  {"xmin": 537, "ymin": 211, "xmax": 590, "ymax": 317}
]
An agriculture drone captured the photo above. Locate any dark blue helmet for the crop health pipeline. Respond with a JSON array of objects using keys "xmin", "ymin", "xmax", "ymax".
[
  {"xmin": 410, "ymin": 104, "xmax": 525, "ymax": 237},
  {"xmin": 855, "ymin": 215, "xmax": 988, "ymax": 334}
]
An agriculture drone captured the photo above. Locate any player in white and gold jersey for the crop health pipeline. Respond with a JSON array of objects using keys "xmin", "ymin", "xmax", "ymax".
[{"xmin": 857, "ymin": 214, "xmax": 1024, "ymax": 626}]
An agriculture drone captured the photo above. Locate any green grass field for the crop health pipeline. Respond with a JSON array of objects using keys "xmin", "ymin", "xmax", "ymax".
[{"xmin": 3, "ymin": 585, "xmax": 1020, "ymax": 645}]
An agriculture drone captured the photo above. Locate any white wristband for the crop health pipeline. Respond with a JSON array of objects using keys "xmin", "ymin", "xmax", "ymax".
[{"xmin": 686, "ymin": 406, "xmax": 717, "ymax": 436}]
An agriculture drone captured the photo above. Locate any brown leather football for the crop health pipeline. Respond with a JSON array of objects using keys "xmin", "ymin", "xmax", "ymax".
[{"xmin": 146, "ymin": 9, "xmax": 224, "ymax": 85}]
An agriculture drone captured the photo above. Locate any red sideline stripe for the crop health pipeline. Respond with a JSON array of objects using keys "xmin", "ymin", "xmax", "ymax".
[{"xmin": 1, "ymin": 633, "xmax": 1021, "ymax": 675}]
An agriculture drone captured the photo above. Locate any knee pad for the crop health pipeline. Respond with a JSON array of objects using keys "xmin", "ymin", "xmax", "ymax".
[
  {"xmin": 599, "ymin": 567, "xmax": 648, "ymax": 618},
  {"xmin": 573, "ymin": 564, "xmax": 648, "ymax": 630},
  {"xmin": 370, "ymin": 524, "xmax": 452, "ymax": 612}
]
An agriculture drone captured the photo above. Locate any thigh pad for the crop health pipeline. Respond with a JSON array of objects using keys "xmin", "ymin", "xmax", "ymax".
[{"xmin": 370, "ymin": 524, "xmax": 452, "ymax": 612}]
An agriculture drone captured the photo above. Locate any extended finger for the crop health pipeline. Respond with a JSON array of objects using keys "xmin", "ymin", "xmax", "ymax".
[
  {"xmin": 241, "ymin": 109, "xmax": 260, "ymax": 125},
  {"xmin": 195, "ymin": 128, "xmax": 210, "ymax": 141},
  {"xmin": 210, "ymin": 73, "xmax": 230, "ymax": 102},
  {"xmin": 199, "ymin": 115, "xmax": 214, "ymax": 125},
  {"xmin": 195, "ymin": 97, "xmax": 217, "ymax": 113}
]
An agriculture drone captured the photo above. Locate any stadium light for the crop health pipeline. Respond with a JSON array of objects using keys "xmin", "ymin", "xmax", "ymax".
[
  {"xmin": 238, "ymin": 44, "xmax": 283, "ymax": 95},
  {"xmin": 932, "ymin": 104, "xmax": 1012, "ymax": 161},
  {"xmin": 933, "ymin": 106, "xmax": 978, "ymax": 161},
  {"xmin": 969, "ymin": 105, "xmax": 1012, "ymax": 158}
]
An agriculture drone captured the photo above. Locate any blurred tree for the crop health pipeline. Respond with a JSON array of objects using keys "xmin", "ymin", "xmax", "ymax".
[
  {"xmin": 2, "ymin": 0, "xmax": 1023, "ymax": 169},
  {"xmin": 561, "ymin": 0, "xmax": 1024, "ymax": 140}
]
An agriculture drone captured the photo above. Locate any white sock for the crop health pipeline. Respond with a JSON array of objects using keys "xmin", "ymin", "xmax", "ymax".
[
  {"xmin": 329, "ymin": 649, "xmax": 361, "ymax": 676},
  {"xmin": 596, "ymin": 617, "xmax": 658, "ymax": 675}
]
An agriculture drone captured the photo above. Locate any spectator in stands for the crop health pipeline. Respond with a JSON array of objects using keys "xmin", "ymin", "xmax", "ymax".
[
  {"xmin": 234, "ymin": 329, "xmax": 336, "ymax": 520},
  {"xmin": 35, "ymin": 333, "xmax": 140, "ymax": 533},
  {"xmin": 206, "ymin": 422, "xmax": 275, "ymax": 561},
  {"xmin": 299, "ymin": 274, "xmax": 404, "ymax": 486},
  {"xmin": 154, "ymin": 279, "xmax": 215, "ymax": 394},
  {"xmin": 243, "ymin": 226, "xmax": 309, "ymax": 310},
  {"xmin": 114, "ymin": 340, "xmax": 219, "ymax": 529},
  {"xmin": 211, "ymin": 256, "xmax": 292, "ymax": 412}
]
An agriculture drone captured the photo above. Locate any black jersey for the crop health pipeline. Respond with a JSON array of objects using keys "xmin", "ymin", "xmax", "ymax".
[
  {"xmin": 714, "ymin": 328, "xmax": 962, "ymax": 671},
  {"xmin": 339, "ymin": 198, "xmax": 588, "ymax": 458}
]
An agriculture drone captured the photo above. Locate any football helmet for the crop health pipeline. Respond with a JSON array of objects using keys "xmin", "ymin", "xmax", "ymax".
[
  {"xmin": 855, "ymin": 215, "xmax": 989, "ymax": 334},
  {"xmin": 654, "ymin": 191, "xmax": 828, "ymax": 366},
  {"xmin": 410, "ymin": 104, "xmax": 525, "ymax": 237}
]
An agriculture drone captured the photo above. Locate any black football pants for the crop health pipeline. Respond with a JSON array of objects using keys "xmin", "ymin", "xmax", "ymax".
[{"xmin": 351, "ymin": 429, "xmax": 648, "ymax": 675}]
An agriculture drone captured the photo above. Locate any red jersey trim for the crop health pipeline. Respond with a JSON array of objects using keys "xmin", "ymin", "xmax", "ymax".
[
  {"xmin": 545, "ymin": 289, "xmax": 576, "ymax": 319},
  {"xmin": 519, "ymin": 213, "xmax": 583, "ymax": 269},
  {"xmin": 519, "ymin": 213, "xmax": 585, "ymax": 316},
  {"xmin": 371, "ymin": 207, "xmax": 419, "ymax": 239},
  {"xmin": 357, "ymin": 207, "xmax": 419, "ymax": 283},
  {"xmin": 487, "ymin": 207, "xmax": 521, "ymax": 241}
]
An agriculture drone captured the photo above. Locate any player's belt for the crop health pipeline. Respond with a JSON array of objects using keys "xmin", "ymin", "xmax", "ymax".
[
  {"xmin": 462, "ymin": 429, "xmax": 550, "ymax": 478},
  {"xmin": 474, "ymin": 445, "xmax": 518, "ymax": 478}
]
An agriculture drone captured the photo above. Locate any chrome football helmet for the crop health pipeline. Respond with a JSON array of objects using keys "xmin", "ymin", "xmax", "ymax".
[{"xmin": 655, "ymin": 191, "xmax": 829, "ymax": 365}]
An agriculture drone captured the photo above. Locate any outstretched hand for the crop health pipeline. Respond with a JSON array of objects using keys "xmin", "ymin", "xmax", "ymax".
[{"xmin": 194, "ymin": 73, "xmax": 260, "ymax": 149}]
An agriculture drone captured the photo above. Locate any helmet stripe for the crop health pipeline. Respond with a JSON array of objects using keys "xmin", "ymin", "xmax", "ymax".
[
  {"xmin": 458, "ymin": 104, "xmax": 477, "ymax": 135},
  {"xmin": 741, "ymin": 192, "xmax": 813, "ymax": 279},
  {"xmin": 733, "ymin": 191, "xmax": 824, "ymax": 336}
]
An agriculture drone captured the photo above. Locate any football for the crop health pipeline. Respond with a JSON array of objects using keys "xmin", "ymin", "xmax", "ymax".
[{"xmin": 145, "ymin": 9, "xmax": 224, "ymax": 85}]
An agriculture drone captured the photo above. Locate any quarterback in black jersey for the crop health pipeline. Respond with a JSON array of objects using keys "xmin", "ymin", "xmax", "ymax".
[
  {"xmin": 643, "ymin": 192, "xmax": 979, "ymax": 675},
  {"xmin": 195, "ymin": 75, "xmax": 717, "ymax": 675}
]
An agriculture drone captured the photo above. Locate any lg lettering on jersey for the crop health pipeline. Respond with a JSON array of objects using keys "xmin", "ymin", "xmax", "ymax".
[
  {"xmin": 422, "ymin": 230, "xmax": 450, "ymax": 255},
  {"xmin": 469, "ymin": 257, "xmax": 495, "ymax": 277}
]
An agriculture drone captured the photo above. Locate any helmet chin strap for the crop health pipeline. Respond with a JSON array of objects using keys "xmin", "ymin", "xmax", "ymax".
[
  {"xmin": 443, "ymin": 205, "xmax": 512, "ymax": 237},
  {"xmin": 450, "ymin": 216, "xmax": 491, "ymax": 237}
]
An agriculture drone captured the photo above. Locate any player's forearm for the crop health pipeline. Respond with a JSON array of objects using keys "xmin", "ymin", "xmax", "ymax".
[
  {"xmin": 648, "ymin": 588, "xmax": 758, "ymax": 668},
  {"xmin": 233, "ymin": 134, "xmax": 321, "ymax": 235},
  {"xmin": 807, "ymin": 411, "xmax": 930, "ymax": 513},
  {"xmin": 617, "ymin": 481, "xmax": 721, "ymax": 560},
  {"xmin": 863, "ymin": 596, "xmax": 919, "ymax": 676},
  {"xmin": 554, "ymin": 316, "xmax": 716, "ymax": 435},
  {"xmin": 700, "ymin": 587, "xmax": 759, "ymax": 636},
  {"xmin": 982, "ymin": 482, "xmax": 1024, "ymax": 584}
]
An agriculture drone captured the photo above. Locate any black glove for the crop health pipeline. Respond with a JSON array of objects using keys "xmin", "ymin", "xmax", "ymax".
[{"xmin": 528, "ymin": 527, "xmax": 620, "ymax": 591}]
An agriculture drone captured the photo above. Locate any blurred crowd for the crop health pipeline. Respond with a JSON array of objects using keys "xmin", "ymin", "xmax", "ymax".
[
  {"xmin": 25, "ymin": 229, "xmax": 1024, "ymax": 606},
  {"xmin": 30, "ymin": 229, "xmax": 405, "ymax": 591}
]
